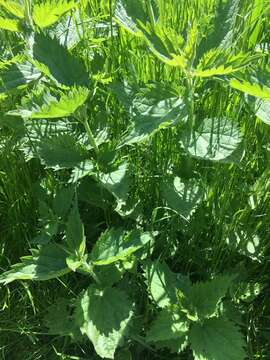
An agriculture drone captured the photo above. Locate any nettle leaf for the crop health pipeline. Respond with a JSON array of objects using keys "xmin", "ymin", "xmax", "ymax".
[
  {"xmin": 91, "ymin": 228, "xmax": 153, "ymax": 266},
  {"xmin": 185, "ymin": 117, "xmax": 242, "ymax": 163},
  {"xmin": 9, "ymin": 87, "xmax": 89, "ymax": 118},
  {"xmin": 37, "ymin": 134, "xmax": 88, "ymax": 169},
  {"xmin": 229, "ymin": 77, "xmax": 270, "ymax": 100},
  {"xmin": 114, "ymin": 0, "xmax": 147, "ymax": 35},
  {"xmin": 183, "ymin": 275, "xmax": 233, "ymax": 320},
  {"xmin": 0, "ymin": 0, "xmax": 24, "ymax": 18},
  {"xmin": 65, "ymin": 202, "xmax": 86, "ymax": 262},
  {"xmin": 162, "ymin": 177, "xmax": 203, "ymax": 220},
  {"xmin": 189, "ymin": 317, "xmax": 246, "ymax": 360},
  {"xmin": 45, "ymin": 298, "xmax": 81, "ymax": 339},
  {"xmin": 144, "ymin": 261, "xmax": 191, "ymax": 308},
  {"xmin": 98, "ymin": 162, "xmax": 130, "ymax": 203},
  {"xmin": 121, "ymin": 89, "xmax": 187, "ymax": 145},
  {"xmin": 33, "ymin": 32, "xmax": 89, "ymax": 86},
  {"xmin": 0, "ymin": 244, "xmax": 70, "ymax": 284},
  {"xmin": 53, "ymin": 185, "xmax": 74, "ymax": 217},
  {"xmin": 147, "ymin": 309, "xmax": 189, "ymax": 342},
  {"xmin": 0, "ymin": 16, "xmax": 20, "ymax": 31},
  {"xmin": 0, "ymin": 61, "xmax": 41, "ymax": 91},
  {"xmin": 33, "ymin": 0, "xmax": 77, "ymax": 29},
  {"xmin": 75, "ymin": 285, "xmax": 134, "ymax": 359},
  {"xmin": 247, "ymin": 97, "xmax": 270, "ymax": 125}
]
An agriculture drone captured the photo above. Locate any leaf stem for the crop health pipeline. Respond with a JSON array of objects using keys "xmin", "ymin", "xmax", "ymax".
[{"xmin": 83, "ymin": 118, "xmax": 99, "ymax": 154}]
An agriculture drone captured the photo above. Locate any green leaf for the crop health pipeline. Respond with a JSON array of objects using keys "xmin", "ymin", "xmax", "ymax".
[
  {"xmin": 53, "ymin": 185, "xmax": 74, "ymax": 217},
  {"xmin": 91, "ymin": 228, "xmax": 153, "ymax": 266},
  {"xmin": 75, "ymin": 286, "xmax": 134, "ymax": 359},
  {"xmin": 0, "ymin": 16, "xmax": 20, "ymax": 31},
  {"xmin": 229, "ymin": 78, "xmax": 270, "ymax": 100},
  {"xmin": 33, "ymin": 32, "xmax": 89, "ymax": 86},
  {"xmin": 183, "ymin": 275, "xmax": 233, "ymax": 320},
  {"xmin": 0, "ymin": 244, "xmax": 70, "ymax": 284},
  {"xmin": 0, "ymin": 0, "xmax": 24, "ymax": 18},
  {"xmin": 0, "ymin": 61, "xmax": 41, "ymax": 91},
  {"xmin": 189, "ymin": 317, "xmax": 246, "ymax": 360},
  {"xmin": 162, "ymin": 177, "xmax": 203, "ymax": 219},
  {"xmin": 147, "ymin": 309, "xmax": 189, "ymax": 342},
  {"xmin": 65, "ymin": 201, "xmax": 86, "ymax": 260},
  {"xmin": 246, "ymin": 96, "xmax": 270, "ymax": 125},
  {"xmin": 9, "ymin": 87, "xmax": 89, "ymax": 118},
  {"xmin": 45, "ymin": 297, "xmax": 82, "ymax": 339},
  {"xmin": 37, "ymin": 134, "xmax": 88, "ymax": 169},
  {"xmin": 33, "ymin": 0, "xmax": 77, "ymax": 28},
  {"xmin": 114, "ymin": 0, "xmax": 147, "ymax": 35},
  {"xmin": 121, "ymin": 89, "xmax": 187, "ymax": 145},
  {"xmin": 143, "ymin": 261, "xmax": 191, "ymax": 308},
  {"xmin": 185, "ymin": 117, "xmax": 242, "ymax": 162}
]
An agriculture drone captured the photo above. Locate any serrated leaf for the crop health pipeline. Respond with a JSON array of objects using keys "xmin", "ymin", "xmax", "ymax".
[
  {"xmin": 33, "ymin": 0, "xmax": 77, "ymax": 28},
  {"xmin": 121, "ymin": 91, "xmax": 187, "ymax": 145},
  {"xmin": 190, "ymin": 317, "xmax": 246, "ymax": 360},
  {"xmin": 246, "ymin": 96, "xmax": 270, "ymax": 125},
  {"xmin": 91, "ymin": 228, "xmax": 153, "ymax": 266},
  {"xmin": 33, "ymin": 32, "xmax": 89, "ymax": 86},
  {"xmin": 185, "ymin": 117, "xmax": 242, "ymax": 162},
  {"xmin": 114, "ymin": 0, "xmax": 147, "ymax": 35},
  {"xmin": 0, "ymin": 0, "xmax": 24, "ymax": 18},
  {"xmin": 147, "ymin": 309, "xmax": 189, "ymax": 342},
  {"xmin": 144, "ymin": 261, "xmax": 191, "ymax": 308},
  {"xmin": 0, "ymin": 16, "xmax": 20, "ymax": 31},
  {"xmin": 162, "ymin": 177, "xmax": 203, "ymax": 219},
  {"xmin": 230, "ymin": 78, "xmax": 270, "ymax": 100},
  {"xmin": 0, "ymin": 61, "xmax": 41, "ymax": 91},
  {"xmin": 65, "ymin": 201, "xmax": 86, "ymax": 260},
  {"xmin": 183, "ymin": 275, "xmax": 233, "ymax": 319},
  {"xmin": 9, "ymin": 87, "xmax": 89, "ymax": 118},
  {"xmin": 37, "ymin": 134, "xmax": 88, "ymax": 169},
  {"xmin": 0, "ymin": 244, "xmax": 70, "ymax": 284},
  {"xmin": 45, "ymin": 298, "xmax": 81, "ymax": 339},
  {"xmin": 53, "ymin": 185, "xmax": 74, "ymax": 217},
  {"xmin": 92, "ymin": 263, "xmax": 124, "ymax": 287},
  {"xmin": 75, "ymin": 286, "xmax": 134, "ymax": 359}
]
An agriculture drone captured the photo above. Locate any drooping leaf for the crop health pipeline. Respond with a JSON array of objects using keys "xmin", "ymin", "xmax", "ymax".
[
  {"xmin": 33, "ymin": 32, "xmax": 89, "ymax": 86},
  {"xmin": 91, "ymin": 228, "xmax": 153, "ymax": 266},
  {"xmin": 8, "ymin": 87, "xmax": 89, "ymax": 118},
  {"xmin": 65, "ymin": 201, "xmax": 86, "ymax": 261},
  {"xmin": 189, "ymin": 317, "xmax": 246, "ymax": 360},
  {"xmin": 147, "ymin": 309, "xmax": 189, "ymax": 342},
  {"xmin": 182, "ymin": 275, "xmax": 233, "ymax": 320},
  {"xmin": 185, "ymin": 117, "xmax": 242, "ymax": 162},
  {"xmin": 0, "ymin": 61, "xmax": 41, "ymax": 91},
  {"xmin": 37, "ymin": 134, "xmax": 88, "ymax": 169},
  {"xmin": 75, "ymin": 285, "xmax": 134, "ymax": 359},
  {"xmin": 0, "ymin": 244, "xmax": 70, "ymax": 284},
  {"xmin": 162, "ymin": 177, "xmax": 203, "ymax": 219},
  {"xmin": 143, "ymin": 261, "xmax": 191, "ymax": 308},
  {"xmin": 33, "ymin": 0, "xmax": 77, "ymax": 28},
  {"xmin": 0, "ymin": 16, "xmax": 20, "ymax": 31},
  {"xmin": 229, "ymin": 77, "xmax": 270, "ymax": 100}
]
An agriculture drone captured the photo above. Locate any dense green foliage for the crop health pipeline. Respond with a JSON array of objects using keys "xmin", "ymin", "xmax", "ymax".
[{"xmin": 0, "ymin": 0, "xmax": 270, "ymax": 359}]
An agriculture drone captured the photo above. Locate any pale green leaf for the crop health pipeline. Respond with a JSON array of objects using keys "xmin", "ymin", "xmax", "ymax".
[
  {"xmin": 185, "ymin": 117, "xmax": 242, "ymax": 162},
  {"xmin": 230, "ymin": 78, "xmax": 270, "ymax": 100},
  {"xmin": 91, "ymin": 228, "xmax": 153, "ymax": 266},
  {"xmin": 162, "ymin": 177, "xmax": 203, "ymax": 219},
  {"xmin": 0, "ymin": 0, "xmax": 24, "ymax": 18},
  {"xmin": 246, "ymin": 96, "xmax": 270, "ymax": 125},
  {"xmin": 190, "ymin": 317, "xmax": 246, "ymax": 360},
  {"xmin": 33, "ymin": 0, "xmax": 77, "ymax": 28},
  {"xmin": 33, "ymin": 32, "xmax": 89, "ymax": 86},
  {"xmin": 0, "ymin": 244, "xmax": 70, "ymax": 284},
  {"xmin": 144, "ymin": 261, "xmax": 191, "ymax": 308},
  {"xmin": 9, "ymin": 87, "xmax": 89, "ymax": 118},
  {"xmin": 147, "ymin": 309, "xmax": 189, "ymax": 342},
  {"xmin": 114, "ymin": 0, "xmax": 147, "ymax": 35},
  {"xmin": 0, "ymin": 16, "xmax": 20, "ymax": 31},
  {"xmin": 75, "ymin": 286, "xmax": 133, "ymax": 359}
]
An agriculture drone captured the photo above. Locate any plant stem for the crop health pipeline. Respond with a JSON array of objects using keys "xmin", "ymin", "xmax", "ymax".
[{"xmin": 83, "ymin": 118, "xmax": 99, "ymax": 154}]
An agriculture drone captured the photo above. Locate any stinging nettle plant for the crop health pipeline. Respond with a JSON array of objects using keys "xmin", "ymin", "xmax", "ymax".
[{"xmin": 0, "ymin": 0, "xmax": 269, "ymax": 358}]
